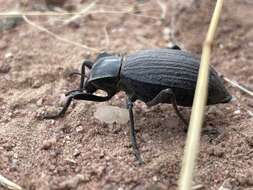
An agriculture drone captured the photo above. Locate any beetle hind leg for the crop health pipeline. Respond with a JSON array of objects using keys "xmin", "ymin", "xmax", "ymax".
[
  {"xmin": 127, "ymin": 98, "xmax": 144, "ymax": 165},
  {"xmin": 146, "ymin": 88, "xmax": 188, "ymax": 131}
]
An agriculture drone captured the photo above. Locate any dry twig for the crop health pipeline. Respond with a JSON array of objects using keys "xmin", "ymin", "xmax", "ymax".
[
  {"xmin": 156, "ymin": 0, "xmax": 167, "ymax": 20},
  {"xmin": 22, "ymin": 14, "xmax": 99, "ymax": 52},
  {"xmin": 103, "ymin": 24, "xmax": 110, "ymax": 49},
  {"xmin": 0, "ymin": 10, "xmax": 160, "ymax": 20},
  {"xmin": 223, "ymin": 77, "xmax": 253, "ymax": 97},
  {"xmin": 0, "ymin": 174, "xmax": 23, "ymax": 190},
  {"xmin": 179, "ymin": 1, "xmax": 224, "ymax": 190},
  {"xmin": 64, "ymin": 0, "xmax": 97, "ymax": 25}
]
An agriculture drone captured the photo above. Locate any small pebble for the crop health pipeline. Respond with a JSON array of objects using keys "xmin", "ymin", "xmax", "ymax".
[
  {"xmin": 0, "ymin": 63, "xmax": 11, "ymax": 73},
  {"xmin": 4, "ymin": 52, "xmax": 13, "ymax": 59},
  {"xmin": 76, "ymin": 125, "xmax": 84, "ymax": 133},
  {"xmin": 94, "ymin": 105, "xmax": 129, "ymax": 124},
  {"xmin": 73, "ymin": 149, "xmax": 81, "ymax": 157},
  {"xmin": 152, "ymin": 176, "xmax": 158, "ymax": 182},
  {"xmin": 36, "ymin": 98, "xmax": 44, "ymax": 107},
  {"xmin": 233, "ymin": 110, "xmax": 241, "ymax": 115},
  {"xmin": 32, "ymin": 80, "xmax": 42, "ymax": 88},
  {"xmin": 41, "ymin": 138, "xmax": 57, "ymax": 150},
  {"xmin": 65, "ymin": 158, "xmax": 77, "ymax": 165}
]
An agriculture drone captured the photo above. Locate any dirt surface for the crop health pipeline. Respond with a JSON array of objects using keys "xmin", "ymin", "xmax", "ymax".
[{"xmin": 0, "ymin": 0, "xmax": 253, "ymax": 190}]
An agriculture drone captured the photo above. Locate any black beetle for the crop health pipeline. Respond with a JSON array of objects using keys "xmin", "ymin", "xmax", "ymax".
[{"xmin": 45, "ymin": 46, "xmax": 232, "ymax": 164}]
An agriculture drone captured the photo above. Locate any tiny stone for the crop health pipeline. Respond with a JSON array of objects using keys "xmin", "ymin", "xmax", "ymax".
[
  {"xmin": 219, "ymin": 43, "xmax": 224, "ymax": 49},
  {"xmin": 4, "ymin": 52, "xmax": 13, "ymax": 59},
  {"xmin": 65, "ymin": 158, "xmax": 77, "ymax": 165},
  {"xmin": 213, "ymin": 147, "xmax": 224, "ymax": 157},
  {"xmin": 10, "ymin": 159, "xmax": 18, "ymax": 171},
  {"xmin": 76, "ymin": 125, "xmax": 84, "ymax": 133},
  {"xmin": 8, "ymin": 112, "xmax": 13, "ymax": 117},
  {"xmin": 73, "ymin": 149, "xmax": 81, "ymax": 157},
  {"xmin": 94, "ymin": 105, "xmax": 129, "ymax": 124},
  {"xmin": 99, "ymin": 151, "xmax": 105, "ymax": 159},
  {"xmin": 218, "ymin": 187, "xmax": 230, "ymax": 190},
  {"xmin": 32, "ymin": 80, "xmax": 42, "ymax": 88},
  {"xmin": 233, "ymin": 110, "xmax": 241, "ymax": 115},
  {"xmin": 41, "ymin": 138, "xmax": 57, "ymax": 150},
  {"xmin": 152, "ymin": 176, "xmax": 158, "ymax": 181},
  {"xmin": 36, "ymin": 98, "xmax": 43, "ymax": 107},
  {"xmin": 0, "ymin": 63, "xmax": 11, "ymax": 73}
]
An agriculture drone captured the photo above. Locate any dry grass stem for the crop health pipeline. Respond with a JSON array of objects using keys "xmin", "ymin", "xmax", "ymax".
[
  {"xmin": 0, "ymin": 174, "xmax": 23, "ymax": 190},
  {"xmin": 179, "ymin": 0, "xmax": 224, "ymax": 190},
  {"xmin": 192, "ymin": 184, "xmax": 204, "ymax": 190},
  {"xmin": 0, "ymin": 11, "xmax": 160, "ymax": 20},
  {"xmin": 103, "ymin": 24, "xmax": 110, "ymax": 49},
  {"xmin": 223, "ymin": 77, "xmax": 253, "ymax": 97},
  {"xmin": 156, "ymin": 0, "xmax": 167, "ymax": 20},
  {"xmin": 22, "ymin": 15, "xmax": 99, "ymax": 52},
  {"xmin": 64, "ymin": 0, "xmax": 97, "ymax": 25}
]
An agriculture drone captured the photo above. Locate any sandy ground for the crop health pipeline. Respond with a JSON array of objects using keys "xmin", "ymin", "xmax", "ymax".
[{"xmin": 0, "ymin": 0, "xmax": 253, "ymax": 190}]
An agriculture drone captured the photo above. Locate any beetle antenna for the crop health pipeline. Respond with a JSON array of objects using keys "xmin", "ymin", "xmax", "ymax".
[
  {"xmin": 68, "ymin": 72, "xmax": 87, "ymax": 77},
  {"xmin": 82, "ymin": 60, "xmax": 94, "ymax": 69}
]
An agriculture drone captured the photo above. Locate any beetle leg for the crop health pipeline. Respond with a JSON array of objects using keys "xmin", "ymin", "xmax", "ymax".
[
  {"xmin": 70, "ymin": 91, "xmax": 113, "ymax": 102},
  {"xmin": 146, "ymin": 88, "xmax": 189, "ymax": 131},
  {"xmin": 44, "ymin": 91, "xmax": 111, "ymax": 119},
  {"xmin": 44, "ymin": 96, "xmax": 73, "ymax": 119},
  {"xmin": 127, "ymin": 98, "xmax": 144, "ymax": 165},
  {"xmin": 65, "ymin": 89, "xmax": 81, "ymax": 96}
]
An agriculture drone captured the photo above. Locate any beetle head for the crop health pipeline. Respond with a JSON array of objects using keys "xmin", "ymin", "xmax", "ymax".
[{"xmin": 84, "ymin": 52, "xmax": 122, "ymax": 96}]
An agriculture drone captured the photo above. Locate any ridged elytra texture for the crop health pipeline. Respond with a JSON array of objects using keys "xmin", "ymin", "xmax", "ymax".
[{"xmin": 120, "ymin": 49, "xmax": 231, "ymax": 106}]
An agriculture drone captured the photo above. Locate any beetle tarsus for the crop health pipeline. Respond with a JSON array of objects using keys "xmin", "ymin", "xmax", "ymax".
[
  {"xmin": 44, "ymin": 91, "xmax": 112, "ymax": 119},
  {"xmin": 44, "ymin": 96, "xmax": 73, "ymax": 119},
  {"xmin": 68, "ymin": 72, "xmax": 86, "ymax": 77},
  {"xmin": 146, "ymin": 88, "xmax": 189, "ymax": 131},
  {"xmin": 65, "ymin": 89, "xmax": 82, "ymax": 96},
  {"xmin": 127, "ymin": 98, "xmax": 144, "ymax": 165}
]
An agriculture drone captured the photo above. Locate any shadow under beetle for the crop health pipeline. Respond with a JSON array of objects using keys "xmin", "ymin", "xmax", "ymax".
[{"xmin": 44, "ymin": 46, "xmax": 232, "ymax": 164}]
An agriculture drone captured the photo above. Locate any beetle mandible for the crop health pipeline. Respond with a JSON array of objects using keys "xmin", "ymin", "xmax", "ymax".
[{"xmin": 44, "ymin": 46, "xmax": 232, "ymax": 164}]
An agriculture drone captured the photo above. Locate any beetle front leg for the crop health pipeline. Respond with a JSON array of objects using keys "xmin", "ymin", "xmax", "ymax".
[
  {"xmin": 44, "ymin": 96, "xmax": 73, "ymax": 119},
  {"xmin": 146, "ymin": 88, "xmax": 189, "ymax": 131},
  {"xmin": 44, "ymin": 91, "xmax": 112, "ymax": 119},
  {"xmin": 127, "ymin": 98, "xmax": 144, "ymax": 165}
]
